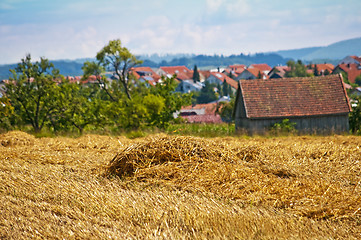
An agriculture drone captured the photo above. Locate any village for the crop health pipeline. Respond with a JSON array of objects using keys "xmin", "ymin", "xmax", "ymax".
[
  {"xmin": 64, "ymin": 55, "xmax": 361, "ymax": 131},
  {"xmin": 1, "ymin": 54, "xmax": 361, "ymax": 134}
]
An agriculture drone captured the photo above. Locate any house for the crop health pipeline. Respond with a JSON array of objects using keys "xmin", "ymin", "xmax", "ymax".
[
  {"xmin": 236, "ymin": 67, "xmax": 268, "ymax": 80},
  {"xmin": 157, "ymin": 66, "xmax": 192, "ymax": 81},
  {"xmin": 248, "ymin": 64, "xmax": 272, "ymax": 75},
  {"xmin": 222, "ymin": 69, "xmax": 239, "ymax": 78},
  {"xmin": 234, "ymin": 74, "xmax": 351, "ymax": 134},
  {"xmin": 130, "ymin": 67, "xmax": 161, "ymax": 86},
  {"xmin": 227, "ymin": 64, "xmax": 246, "ymax": 75},
  {"xmin": 339, "ymin": 56, "xmax": 361, "ymax": 65},
  {"xmin": 206, "ymin": 72, "xmax": 238, "ymax": 91},
  {"xmin": 268, "ymin": 66, "xmax": 290, "ymax": 79},
  {"xmin": 333, "ymin": 64, "xmax": 361, "ymax": 84},
  {"xmin": 311, "ymin": 63, "xmax": 335, "ymax": 76},
  {"xmin": 175, "ymin": 80, "xmax": 204, "ymax": 93},
  {"xmin": 177, "ymin": 102, "xmax": 223, "ymax": 124}
]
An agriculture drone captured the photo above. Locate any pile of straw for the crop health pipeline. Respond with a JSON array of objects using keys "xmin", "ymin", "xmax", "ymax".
[
  {"xmin": 0, "ymin": 130, "xmax": 36, "ymax": 147},
  {"xmin": 107, "ymin": 134, "xmax": 234, "ymax": 178},
  {"xmin": 107, "ymin": 134, "xmax": 361, "ymax": 221}
]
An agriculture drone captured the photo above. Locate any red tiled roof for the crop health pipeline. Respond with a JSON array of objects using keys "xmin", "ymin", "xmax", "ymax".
[
  {"xmin": 199, "ymin": 70, "xmax": 211, "ymax": 79},
  {"xmin": 131, "ymin": 67, "xmax": 161, "ymax": 80},
  {"xmin": 239, "ymin": 74, "xmax": 351, "ymax": 119},
  {"xmin": 246, "ymin": 68, "xmax": 269, "ymax": 79},
  {"xmin": 182, "ymin": 102, "xmax": 218, "ymax": 115},
  {"xmin": 334, "ymin": 64, "xmax": 361, "ymax": 83},
  {"xmin": 223, "ymin": 69, "xmax": 239, "ymax": 78},
  {"xmin": 249, "ymin": 64, "xmax": 272, "ymax": 72},
  {"xmin": 311, "ymin": 64, "xmax": 335, "ymax": 75},
  {"xmin": 210, "ymin": 72, "xmax": 238, "ymax": 89},
  {"xmin": 159, "ymin": 66, "xmax": 192, "ymax": 81},
  {"xmin": 228, "ymin": 64, "xmax": 246, "ymax": 72},
  {"xmin": 160, "ymin": 66, "xmax": 191, "ymax": 75}
]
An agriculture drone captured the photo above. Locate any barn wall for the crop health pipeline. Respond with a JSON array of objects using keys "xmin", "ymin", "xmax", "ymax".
[{"xmin": 235, "ymin": 114, "xmax": 350, "ymax": 135}]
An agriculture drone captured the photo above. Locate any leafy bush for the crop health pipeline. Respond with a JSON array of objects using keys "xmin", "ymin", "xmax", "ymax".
[{"xmin": 270, "ymin": 119, "xmax": 297, "ymax": 135}]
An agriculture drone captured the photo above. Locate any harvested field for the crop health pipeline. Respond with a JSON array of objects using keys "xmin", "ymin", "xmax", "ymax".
[{"xmin": 0, "ymin": 131, "xmax": 360, "ymax": 239}]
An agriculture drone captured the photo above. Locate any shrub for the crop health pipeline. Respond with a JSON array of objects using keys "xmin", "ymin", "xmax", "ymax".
[{"xmin": 270, "ymin": 119, "xmax": 297, "ymax": 135}]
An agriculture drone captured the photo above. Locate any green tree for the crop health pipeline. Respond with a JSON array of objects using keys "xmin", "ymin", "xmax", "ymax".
[
  {"xmin": 193, "ymin": 65, "xmax": 200, "ymax": 83},
  {"xmin": 355, "ymin": 75, "xmax": 361, "ymax": 86},
  {"xmin": 5, "ymin": 54, "xmax": 61, "ymax": 133},
  {"xmin": 216, "ymin": 98, "xmax": 235, "ymax": 123},
  {"xmin": 257, "ymin": 71, "xmax": 262, "ymax": 79},
  {"xmin": 313, "ymin": 65, "xmax": 319, "ymax": 76},
  {"xmin": 96, "ymin": 39, "xmax": 143, "ymax": 100},
  {"xmin": 50, "ymin": 80, "xmax": 106, "ymax": 134},
  {"xmin": 222, "ymin": 80, "xmax": 230, "ymax": 97},
  {"xmin": 82, "ymin": 61, "xmax": 116, "ymax": 102},
  {"xmin": 349, "ymin": 96, "xmax": 361, "ymax": 134},
  {"xmin": 197, "ymin": 81, "xmax": 217, "ymax": 104},
  {"xmin": 285, "ymin": 60, "xmax": 311, "ymax": 78},
  {"xmin": 150, "ymin": 76, "xmax": 192, "ymax": 128},
  {"xmin": 228, "ymin": 71, "xmax": 235, "ymax": 80},
  {"xmin": 324, "ymin": 69, "xmax": 330, "ymax": 76},
  {"xmin": 0, "ymin": 97, "xmax": 14, "ymax": 131}
]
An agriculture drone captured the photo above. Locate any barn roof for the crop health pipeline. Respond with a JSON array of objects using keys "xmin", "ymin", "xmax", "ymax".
[{"xmin": 237, "ymin": 74, "xmax": 351, "ymax": 119}]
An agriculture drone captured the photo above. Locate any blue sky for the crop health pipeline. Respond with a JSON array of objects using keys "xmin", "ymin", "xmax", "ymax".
[{"xmin": 0, "ymin": 0, "xmax": 361, "ymax": 64}]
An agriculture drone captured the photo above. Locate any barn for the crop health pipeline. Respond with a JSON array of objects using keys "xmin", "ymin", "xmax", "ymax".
[{"xmin": 233, "ymin": 74, "xmax": 352, "ymax": 134}]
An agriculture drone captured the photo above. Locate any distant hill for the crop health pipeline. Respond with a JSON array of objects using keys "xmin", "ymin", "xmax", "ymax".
[
  {"xmin": 138, "ymin": 53, "xmax": 290, "ymax": 69},
  {"xmin": 1, "ymin": 37, "xmax": 360, "ymax": 80},
  {"xmin": 0, "ymin": 54, "xmax": 290, "ymax": 80},
  {"xmin": 273, "ymin": 37, "xmax": 361, "ymax": 61},
  {"xmin": 273, "ymin": 47, "xmax": 322, "ymax": 60},
  {"xmin": 303, "ymin": 37, "xmax": 361, "ymax": 60}
]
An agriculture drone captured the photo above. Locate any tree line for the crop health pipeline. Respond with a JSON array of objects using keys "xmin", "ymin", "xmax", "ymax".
[{"xmin": 0, "ymin": 40, "xmax": 192, "ymax": 134}]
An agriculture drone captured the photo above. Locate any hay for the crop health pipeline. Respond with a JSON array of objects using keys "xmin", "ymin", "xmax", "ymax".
[
  {"xmin": 0, "ymin": 131, "xmax": 36, "ymax": 147},
  {"xmin": 107, "ymin": 134, "xmax": 361, "ymax": 221},
  {"xmin": 1, "ymin": 132, "xmax": 361, "ymax": 238},
  {"xmin": 107, "ymin": 134, "xmax": 234, "ymax": 177}
]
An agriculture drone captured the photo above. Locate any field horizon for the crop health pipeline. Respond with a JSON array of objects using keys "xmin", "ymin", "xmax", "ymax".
[{"xmin": 0, "ymin": 131, "xmax": 360, "ymax": 239}]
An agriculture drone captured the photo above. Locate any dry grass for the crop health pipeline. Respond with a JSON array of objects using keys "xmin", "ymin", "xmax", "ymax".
[{"xmin": 0, "ymin": 131, "xmax": 360, "ymax": 239}]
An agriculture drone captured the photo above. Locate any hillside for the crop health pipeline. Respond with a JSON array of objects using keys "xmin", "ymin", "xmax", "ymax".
[
  {"xmin": 0, "ymin": 131, "xmax": 360, "ymax": 238},
  {"xmin": 273, "ymin": 47, "xmax": 322, "ymax": 60},
  {"xmin": 274, "ymin": 37, "xmax": 361, "ymax": 61},
  {"xmin": 303, "ymin": 37, "xmax": 361, "ymax": 60},
  {"xmin": 0, "ymin": 53, "xmax": 289, "ymax": 80}
]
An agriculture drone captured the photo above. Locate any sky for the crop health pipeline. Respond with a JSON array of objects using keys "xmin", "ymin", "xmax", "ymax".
[{"xmin": 0, "ymin": 0, "xmax": 361, "ymax": 64}]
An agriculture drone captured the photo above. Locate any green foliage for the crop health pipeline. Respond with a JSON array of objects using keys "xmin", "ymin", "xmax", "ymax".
[
  {"xmin": 0, "ymin": 97, "xmax": 14, "ymax": 131},
  {"xmin": 270, "ymin": 119, "xmax": 297, "ymax": 135},
  {"xmin": 52, "ymin": 80, "xmax": 107, "ymax": 134},
  {"xmin": 150, "ymin": 76, "xmax": 192, "ymax": 128},
  {"xmin": 313, "ymin": 65, "xmax": 319, "ymax": 76},
  {"xmin": 285, "ymin": 60, "xmax": 311, "ymax": 78},
  {"xmin": 197, "ymin": 81, "xmax": 218, "ymax": 104},
  {"xmin": 257, "ymin": 71, "xmax": 262, "ymax": 79},
  {"xmin": 355, "ymin": 75, "xmax": 361, "ymax": 86},
  {"xmin": 192, "ymin": 65, "xmax": 200, "ymax": 82},
  {"xmin": 95, "ymin": 39, "xmax": 143, "ymax": 100},
  {"xmin": 349, "ymin": 96, "xmax": 361, "ymax": 134},
  {"xmin": 216, "ymin": 98, "xmax": 235, "ymax": 123},
  {"xmin": 5, "ymin": 54, "xmax": 61, "ymax": 133},
  {"xmin": 221, "ymin": 80, "xmax": 232, "ymax": 97}
]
